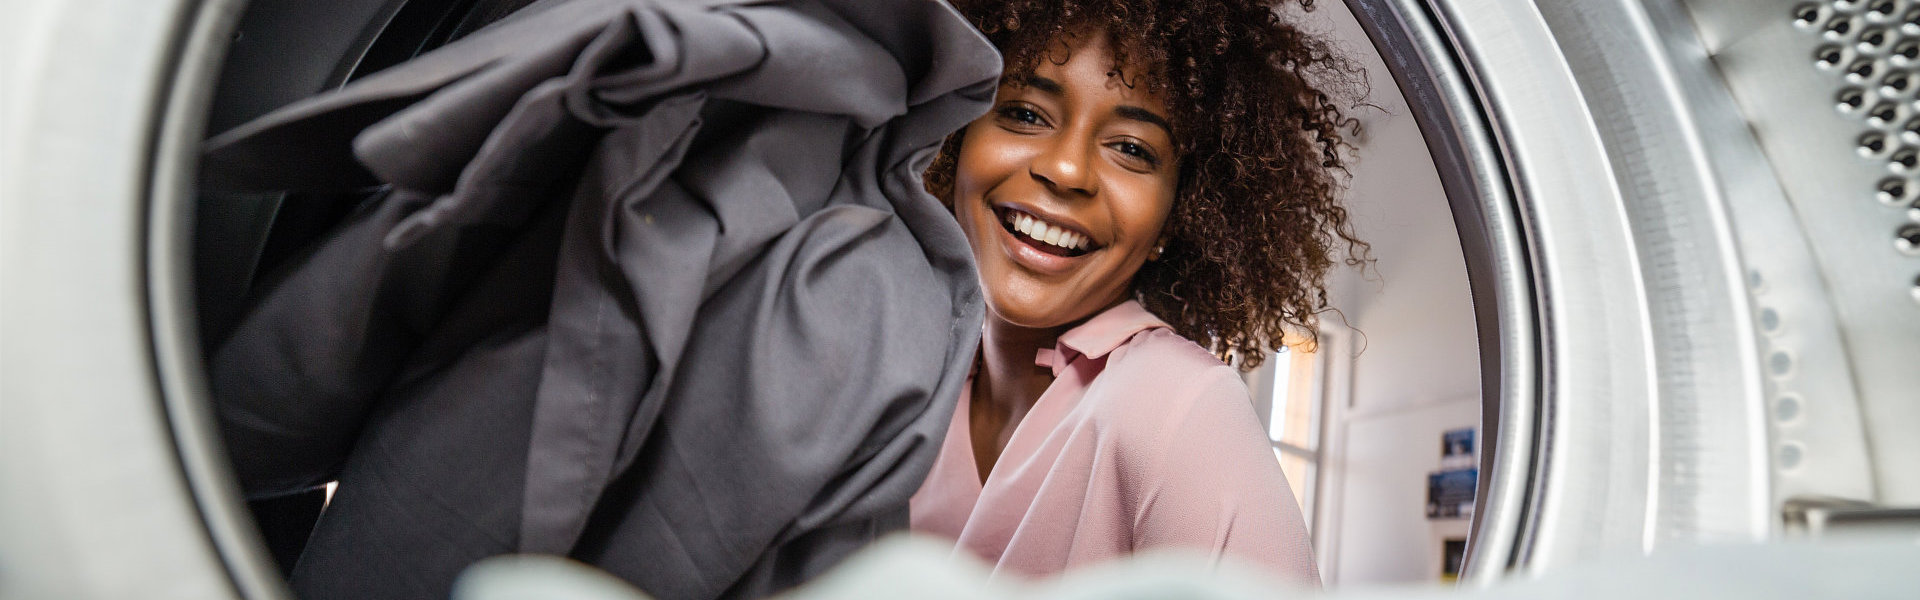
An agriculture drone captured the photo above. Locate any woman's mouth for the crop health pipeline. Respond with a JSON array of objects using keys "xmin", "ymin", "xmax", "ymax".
[{"xmin": 996, "ymin": 207, "xmax": 1097, "ymax": 258}]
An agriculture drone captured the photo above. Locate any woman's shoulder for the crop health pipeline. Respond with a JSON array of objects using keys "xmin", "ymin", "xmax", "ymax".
[
  {"xmin": 1101, "ymin": 327, "xmax": 1243, "ymax": 394},
  {"xmin": 1082, "ymin": 327, "xmax": 1254, "ymax": 435}
]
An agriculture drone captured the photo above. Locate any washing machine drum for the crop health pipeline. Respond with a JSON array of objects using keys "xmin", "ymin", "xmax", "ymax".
[{"xmin": 3, "ymin": 0, "xmax": 1916, "ymax": 598}]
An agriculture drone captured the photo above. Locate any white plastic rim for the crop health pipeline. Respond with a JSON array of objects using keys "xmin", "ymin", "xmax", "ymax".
[{"xmin": 1, "ymin": 0, "xmax": 1812, "ymax": 597}]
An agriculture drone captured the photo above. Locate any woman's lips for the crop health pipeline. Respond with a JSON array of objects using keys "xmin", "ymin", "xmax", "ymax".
[
  {"xmin": 992, "ymin": 206, "xmax": 1097, "ymax": 275},
  {"xmin": 998, "ymin": 207, "xmax": 1094, "ymax": 256}
]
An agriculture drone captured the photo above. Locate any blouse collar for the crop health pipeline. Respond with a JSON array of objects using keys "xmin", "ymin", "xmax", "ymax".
[{"xmin": 1033, "ymin": 300, "xmax": 1171, "ymax": 376}]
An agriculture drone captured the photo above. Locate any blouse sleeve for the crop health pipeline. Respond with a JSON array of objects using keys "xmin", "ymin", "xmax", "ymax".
[{"xmin": 1131, "ymin": 366, "xmax": 1322, "ymax": 586}]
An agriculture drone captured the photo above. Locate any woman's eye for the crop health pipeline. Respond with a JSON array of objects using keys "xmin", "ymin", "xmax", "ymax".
[
  {"xmin": 1113, "ymin": 141, "xmax": 1160, "ymax": 166},
  {"xmin": 998, "ymin": 105, "xmax": 1044, "ymax": 126}
]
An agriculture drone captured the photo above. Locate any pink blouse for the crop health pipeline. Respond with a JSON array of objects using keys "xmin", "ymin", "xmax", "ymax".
[{"xmin": 909, "ymin": 300, "xmax": 1320, "ymax": 584}]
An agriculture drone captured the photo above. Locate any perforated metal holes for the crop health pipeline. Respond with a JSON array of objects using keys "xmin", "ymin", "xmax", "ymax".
[{"xmin": 1795, "ymin": 0, "xmax": 1920, "ymax": 289}]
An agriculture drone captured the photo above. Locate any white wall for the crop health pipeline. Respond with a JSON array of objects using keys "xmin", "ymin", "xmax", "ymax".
[
  {"xmin": 1284, "ymin": 1, "xmax": 1483, "ymax": 588},
  {"xmin": 1326, "ymin": 397, "xmax": 1478, "ymax": 583}
]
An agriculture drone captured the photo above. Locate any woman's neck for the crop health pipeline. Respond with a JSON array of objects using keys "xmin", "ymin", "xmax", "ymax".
[
  {"xmin": 965, "ymin": 312, "xmax": 1065, "ymax": 482},
  {"xmin": 968, "ymin": 298, "xmax": 1130, "ymax": 481},
  {"xmin": 973, "ymin": 295, "xmax": 1131, "ymax": 417},
  {"xmin": 975, "ymin": 314, "xmax": 1065, "ymax": 415}
]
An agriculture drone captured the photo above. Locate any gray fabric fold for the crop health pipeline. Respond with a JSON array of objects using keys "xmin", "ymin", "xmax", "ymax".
[{"xmin": 202, "ymin": 1, "xmax": 997, "ymax": 598}]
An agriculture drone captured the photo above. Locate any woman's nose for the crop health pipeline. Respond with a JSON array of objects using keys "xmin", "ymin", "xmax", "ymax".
[{"xmin": 1029, "ymin": 135, "xmax": 1098, "ymax": 197}]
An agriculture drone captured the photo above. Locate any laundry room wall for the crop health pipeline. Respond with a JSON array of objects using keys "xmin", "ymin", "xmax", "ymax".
[{"xmin": 1267, "ymin": 0, "xmax": 1485, "ymax": 587}]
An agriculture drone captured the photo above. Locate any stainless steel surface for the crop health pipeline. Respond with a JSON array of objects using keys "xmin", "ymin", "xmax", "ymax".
[
  {"xmin": 1424, "ymin": 0, "xmax": 1669, "ymax": 570},
  {"xmin": 1527, "ymin": 0, "xmax": 1779, "ymax": 546},
  {"xmin": 1350, "ymin": 0, "xmax": 1909, "ymax": 576},
  {"xmin": 1361, "ymin": 0, "xmax": 1681, "ymax": 572},
  {"xmin": 1685, "ymin": 0, "xmax": 1920, "ymax": 505},
  {"xmin": 1783, "ymin": 497, "xmax": 1920, "ymax": 540},
  {"xmin": 1342, "ymin": 0, "xmax": 1541, "ymax": 582},
  {"xmin": 1359, "ymin": 0, "xmax": 1756, "ymax": 575}
]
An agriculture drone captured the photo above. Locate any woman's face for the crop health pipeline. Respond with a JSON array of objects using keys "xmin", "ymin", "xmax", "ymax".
[{"xmin": 953, "ymin": 34, "xmax": 1179, "ymax": 330}]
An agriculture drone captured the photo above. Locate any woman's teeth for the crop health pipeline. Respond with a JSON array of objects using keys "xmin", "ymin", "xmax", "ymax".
[{"xmin": 1004, "ymin": 210, "xmax": 1089, "ymax": 252}]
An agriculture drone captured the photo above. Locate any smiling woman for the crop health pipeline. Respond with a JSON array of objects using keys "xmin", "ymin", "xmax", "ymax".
[
  {"xmin": 953, "ymin": 34, "xmax": 1181, "ymax": 336},
  {"xmin": 909, "ymin": 0, "xmax": 1366, "ymax": 584},
  {"xmin": 927, "ymin": 2, "xmax": 1368, "ymax": 369}
]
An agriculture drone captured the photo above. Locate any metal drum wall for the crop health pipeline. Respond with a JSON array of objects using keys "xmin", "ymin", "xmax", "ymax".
[
  {"xmin": 2, "ymin": 0, "xmax": 1914, "ymax": 598},
  {"xmin": 1352, "ymin": 0, "xmax": 1919, "ymax": 578}
]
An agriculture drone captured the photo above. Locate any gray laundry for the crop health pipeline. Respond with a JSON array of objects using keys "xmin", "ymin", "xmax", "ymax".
[{"xmin": 200, "ymin": 1, "xmax": 997, "ymax": 598}]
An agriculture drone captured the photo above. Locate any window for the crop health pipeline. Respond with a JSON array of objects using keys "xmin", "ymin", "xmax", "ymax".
[{"xmin": 1250, "ymin": 339, "xmax": 1326, "ymax": 531}]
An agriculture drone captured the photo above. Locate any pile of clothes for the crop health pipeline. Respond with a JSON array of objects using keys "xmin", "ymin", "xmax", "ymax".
[{"xmin": 201, "ymin": 1, "xmax": 998, "ymax": 597}]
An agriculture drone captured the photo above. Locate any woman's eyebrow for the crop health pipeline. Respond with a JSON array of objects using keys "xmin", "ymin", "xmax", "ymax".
[
  {"xmin": 1114, "ymin": 105, "xmax": 1173, "ymax": 138},
  {"xmin": 1018, "ymin": 74, "xmax": 1066, "ymax": 95},
  {"xmin": 1017, "ymin": 74, "xmax": 1172, "ymax": 138}
]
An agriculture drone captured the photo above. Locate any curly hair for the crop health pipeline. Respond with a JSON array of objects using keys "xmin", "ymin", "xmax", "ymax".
[{"xmin": 926, "ymin": 0, "xmax": 1370, "ymax": 369}]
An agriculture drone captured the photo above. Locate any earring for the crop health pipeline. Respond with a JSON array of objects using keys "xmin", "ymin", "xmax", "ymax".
[{"xmin": 1150, "ymin": 244, "xmax": 1165, "ymax": 261}]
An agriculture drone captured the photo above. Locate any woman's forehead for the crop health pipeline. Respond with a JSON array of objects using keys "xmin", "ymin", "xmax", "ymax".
[
  {"xmin": 1034, "ymin": 29, "xmax": 1159, "ymax": 82},
  {"xmin": 1008, "ymin": 35, "xmax": 1168, "ymax": 105}
]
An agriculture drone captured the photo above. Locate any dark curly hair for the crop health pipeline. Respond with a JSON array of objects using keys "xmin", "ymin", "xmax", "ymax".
[{"xmin": 926, "ymin": 0, "xmax": 1370, "ymax": 369}]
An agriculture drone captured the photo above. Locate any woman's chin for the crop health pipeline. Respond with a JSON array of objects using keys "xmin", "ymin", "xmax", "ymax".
[
  {"xmin": 982, "ymin": 291, "xmax": 1105, "ymax": 333},
  {"xmin": 981, "ymin": 297, "xmax": 1056, "ymax": 329},
  {"xmin": 976, "ymin": 260, "xmax": 1130, "ymax": 332}
]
